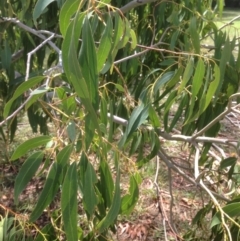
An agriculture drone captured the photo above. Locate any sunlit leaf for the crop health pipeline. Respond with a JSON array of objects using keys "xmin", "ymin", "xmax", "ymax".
[
  {"xmin": 11, "ymin": 136, "xmax": 52, "ymax": 161},
  {"xmin": 59, "ymin": 0, "xmax": 85, "ymax": 37},
  {"xmin": 178, "ymin": 57, "xmax": 194, "ymax": 94},
  {"xmin": 211, "ymin": 203, "xmax": 240, "ymax": 227},
  {"xmin": 79, "ymin": 17, "xmax": 99, "ymax": 110},
  {"xmin": 97, "ymin": 15, "xmax": 113, "ymax": 72}
]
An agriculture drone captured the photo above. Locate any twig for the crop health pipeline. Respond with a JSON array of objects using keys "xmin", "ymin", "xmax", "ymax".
[
  {"xmin": 0, "ymin": 95, "xmax": 32, "ymax": 127},
  {"xmin": 194, "ymin": 145, "xmax": 232, "ymax": 241},
  {"xmin": 25, "ymin": 34, "xmax": 55, "ymax": 81},
  {"xmin": 119, "ymin": 0, "xmax": 157, "ymax": 14},
  {"xmin": 0, "ymin": 18, "xmax": 60, "ymax": 53},
  {"xmin": 153, "ymin": 155, "xmax": 168, "ymax": 241},
  {"xmin": 158, "ymin": 147, "xmax": 230, "ymax": 202}
]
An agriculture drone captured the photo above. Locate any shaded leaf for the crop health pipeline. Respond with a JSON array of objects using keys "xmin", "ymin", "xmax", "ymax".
[
  {"xmin": 61, "ymin": 163, "xmax": 78, "ymax": 241},
  {"xmin": 33, "ymin": 0, "xmax": 56, "ymax": 23},
  {"xmin": 4, "ymin": 76, "xmax": 45, "ymax": 118},
  {"xmin": 97, "ymin": 164, "xmax": 121, "ymax": 233},
  {"xmin": 30, "ymin": 162, "xmax": 61, "ymax": 222},
  {"xmin": 14, "ymin": 151, "xmax": 44, "ymax": 203},
  {"xmin": 220, "ymin": 157, "xmax": 237, "ymax": 169},
  {"xmin": 120, "ymin": 174, "xmax": 139, "ymax": 215}
]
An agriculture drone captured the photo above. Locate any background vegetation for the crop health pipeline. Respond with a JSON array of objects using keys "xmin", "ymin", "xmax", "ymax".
[{"xmin": 1, "ymin": 0, "xmax": 240, "ymax": 240}]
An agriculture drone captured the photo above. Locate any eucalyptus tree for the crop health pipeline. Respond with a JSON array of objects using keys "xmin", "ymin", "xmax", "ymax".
[{"xmin": 1, "ymin": 0, "xmax": 240, "ymax": 240}]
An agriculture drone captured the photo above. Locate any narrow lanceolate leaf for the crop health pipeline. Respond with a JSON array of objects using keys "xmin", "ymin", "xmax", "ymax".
[
  {"xmin": 97, "ymin": 165, "xmax": 121, "ymax": 233},
  {"xmin": 215, "ymin": 38, "xmax": 231, "ymax": 98},
  {"xmin": 97, "ymin": 15, "xmax": 113, "ymax": 72},
  {"xmin": 153, "ymin": 71, "xmax": 175, "ymax": 95},
  {"xmin": 0, "ymin": 40, "xmax": 11, "ymax": 71},
  {"xmin": 62, "ymin": 13, "xmax": 101, "ymax": 135},
  {"xmin": 83, "ymin": 161, "xmax": 98, "ymax": 218},
  {"xmin": 30, "ymin": 162, "xmax": 62, "ymax": 222},
  {"xmin": 119, "ymin": 104, "xmax": 149, "ymax": 148},
  {"xmin": 120, "ymin": 174, "xmax": 139, "ymax": 215},
  {"xmin": 79, "ymin": 17, "xmax": 99, "ymax": 110},
  {"xmin": 33, "ymin": 0, "xmax": 56, "ymax": 23},
  {"xmin": 99, "ymin": 160, "xmax": 114, "ymax": 208},
  {"xmin": 4, "ymin": 76, "xmax": 45, "ymax": 118},
  {"xmin": 220, "ymin": 157, "xmax": 237, "ymax": 169},
  {"xmin": 11, "ymin": 136, "xmax": 52, "ymax": 161},
  {"xmin": 199, "ymin": 64, "xmax": 220, "ymax": 114},
  {"xmin": 189, "ymin": 17, "xmax": 200, "ymax": 54},
  {"xmin": 59, "ymin": 0, "xmax": 85, "ymax": 37},
  {"xmin": 61, "ymin": 163, "xmax": 78, "ymax": 241},
  {"xmin": 14, "ymin": 151, "xmax": 44, "ymax": 203},
  {"xmin": 185, "ymin": 59, "xmax": 205, "ymax": 123},
  {"xmin": 211, "ymin": 203, "xmax": 240, "ymax": 227},
  {"xmin": 178, "ymin": 57, "xmax": 194, "ymax": 94}
]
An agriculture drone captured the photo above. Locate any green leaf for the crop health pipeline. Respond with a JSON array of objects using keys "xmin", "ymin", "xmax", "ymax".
[
  {"xmin": 185, "ymin": 59, "xmax": 205, "ymax": 123},
  {"xmin": 215, "ymin": 38, "xmax": 231, "ymax": 98},
  {"xmin": 169, "ymin": 93, "xmax": 189, "ymax": 131},
  {"xmin": 178, "ymin": 57, "xmax": 194, "ymax": 94},
  {"xmin": 163, "ymin": 90, "xmax": 177, "ymax": 131},
  {"xmin": 30, "ymin": 162, "xmax": 61, "ymax": 222},
  {"xmin": 83, "ymin": 160, "xmax": 98, "ymax": 218},
  {"xmin": 199, "ymin": 64, "xmax": 220, "ymax": 114},
  {"xmin": 153, "ymin": 71, "xmax": 175, "ymax": 95},
  {"xmin": 30, "ymin": 86, "xmax": 49, "ymax": 95},
  {"xmin": 189, "ymin": 17, "xmax": 200, "ymax": 54},
  {"xmin": 84, "ymin": 113, "xmax": 95, "ymax": 151},
  {"xmin": 120, "ymin": 174, "xmax": 139, "ymax": 215},
  {"xmin": 119, "ymin": 104, "xmax": 149, "ymax": 148},
  {"xmin": 0, "ymin": 40, "xmax": 11, "ymax": 71},
  {"xmin": 4, "ymin": 76, "xmax": 45, "ymax": 118},
  {"xmin": 34, "ymin": 223, "xmax": 56, "ymax": 241},
  {"xmin": 14, "ymin": 151, "xmax": 44, "ymax": 204},
  {"xmin": 148, "ymin": 106, "xmax": 161, "ymax": 128},
  {"xmin": 57, "ymin": 144, "xmax": 73, "ymax": 165},
  {"xmin": 97, "ymin": 15, "xmax": 113, "ymax": 72},
  {"xmin": 220, "ymin": 157, "xmax": 237, "ymax": 169},
  {"xmin": 66, "ymin": 121, "xmax": 76, "ymax": 142},
  {"xmin": 98, "ymin": 160, "xmax": 114, "ymax": 208},
  {"xmin": 59, "ymin": 0, "xmax": 85, "ymax": 37},
  {"xmin": 33, "ymin": 0, "xmax": 56, "ymax": 23},
  {"xmin": 62, "ymin": 12, "xmax": 101, "ymax": 135},
  {"xmin": 79, "ymin": 17, "xmax": 99, "ymax": 110},
  {"xmin": 11, "ymin": 136, "xmax": 52, "ymax": 161},
  {"xmin": 129, "ymin": 132, "xmax": 142, "ymax": 156},
  {"xmin": 211, "ymin": 203, "xmax": 240, "ymax": 228},
  {"xmin": 61, "ymin": 163, "xmax": 78, "ymax": 241},
  {"xmin": 130, "ymin": 29, "xmax": 137, "ymax": 50},
  {"xmin": 97, "ymin": 165, "xmax": 121, "ymax": 233}
]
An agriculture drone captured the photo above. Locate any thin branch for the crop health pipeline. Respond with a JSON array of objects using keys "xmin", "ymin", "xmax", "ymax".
[
  {"xmin": 119, "ymin": 0, "xmax": 157, "ymax": 14},
  {"xmin": 0, "ymin": 95, "xmax": 32, "ymax": 127},
  {"xmin": 0, "ymin": 18, "xmax": 60, "ymax": 53},
  {"xmin": 25, "ymin": 34, "xmax": 55, "ymax": 81},
  {"xmin": 158, "ymin": 147, "xmax": 230, "ymax": 202}
]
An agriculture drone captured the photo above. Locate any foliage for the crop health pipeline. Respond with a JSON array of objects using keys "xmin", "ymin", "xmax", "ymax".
[{"xmin": 1, "ymin": 0, "xmax": 240, "ymax": 240}]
